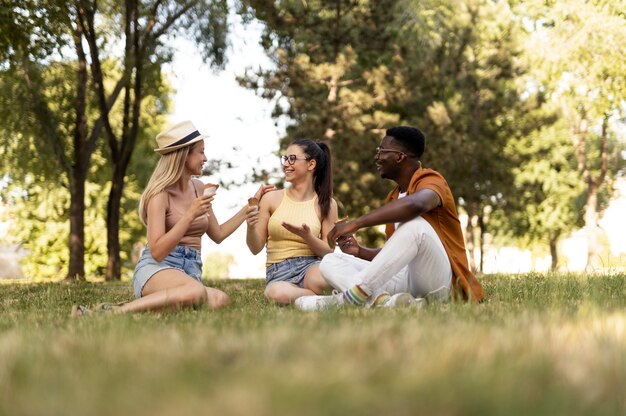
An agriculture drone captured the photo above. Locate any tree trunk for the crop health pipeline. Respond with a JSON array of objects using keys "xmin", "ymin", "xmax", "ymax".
[
  {"xmin": 477, "ymin": 212, "xmax": 484, "ymax": 273},
  {"xmin": 66, "ymin": 15, "xmax": 89, "ymax": 281},
  {"xmin": 566, "ymin": 101, "xmax": 609, "ymax": 271},
  {"xmin": 584, "ymin": 187, "xmax": 601, "ymax": 269},
  {"xmin": 549, "ymin": 232, "xmax": 559, "ymax": 272},
  {"xmin": 67, "ymin": 174, "xmax": 86, "ymax": 281},
  {"xmin": 106, "ymin": 0, "xmax": 143, "ymax": 280},
  {"xmin": 105, "ymin": 164, "xmax": 125, "ymax": 281},
  {"xmin": 465, "ymin": 206, "xmax": 477, "ymax": 273}
]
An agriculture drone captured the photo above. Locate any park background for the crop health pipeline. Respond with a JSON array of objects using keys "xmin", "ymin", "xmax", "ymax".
[
  {"xmin": 1, "ymin": 2, "xmax": 625, "ymax": 415},
  {"xmin": 1, "ymin": 0, "xmax": 625, "ymax": 281}
]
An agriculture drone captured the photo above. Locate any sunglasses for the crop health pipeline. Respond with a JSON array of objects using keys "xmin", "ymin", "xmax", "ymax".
[{"xmin": 375, "ymin": 147, "xmax": 406, "ymax": 156}]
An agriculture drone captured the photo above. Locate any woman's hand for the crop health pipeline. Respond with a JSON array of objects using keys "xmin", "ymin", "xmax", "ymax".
[
  {"xmin": 186, "ymin": 194, "xmax": 214, "ymax": 220},
  {"xmin": 254, "ymin": 184, "xmax": 277, "ymax": 201},
  {"xmin": 245, "ymin": 204, "xmax": 260, "ymax": 227},
  {"xmin": 281, "ymin": 222, "xmax": 312, "ymax": 239}
]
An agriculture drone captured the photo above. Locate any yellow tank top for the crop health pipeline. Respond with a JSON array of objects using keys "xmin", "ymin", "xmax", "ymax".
[{"xmin": 266, "ymin": 190, "xmax": 322, "ymax": 265}]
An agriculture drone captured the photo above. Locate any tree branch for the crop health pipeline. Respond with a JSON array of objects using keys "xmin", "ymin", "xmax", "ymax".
[
  {"xmin": 148, "ymin": 1, "xmax": 197, "ymax": 43},
  {"xmin": 76, "ymin": 0, "xmax": 120, "ymax": 159}
]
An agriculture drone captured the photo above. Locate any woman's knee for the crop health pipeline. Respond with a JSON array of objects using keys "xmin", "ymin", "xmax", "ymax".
[
  {"xmin": 304, "ymin": 278, "xmax": 327, "ymax": 294},
  {"xmin": 303, "ymin": 268, "xmax": 328, "ymax": 294},
  {"xmin": 178, "ymin": 282, "xmax": 208, "ymax": 306},
  {"xmin": 264, "ymin": 284, "xmax": 291, "ymax": 305}
]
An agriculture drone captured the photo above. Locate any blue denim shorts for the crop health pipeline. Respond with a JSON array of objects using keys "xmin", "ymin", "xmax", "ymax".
[
  {"xmin": 132, "ymin": 245, "xmax": 203, "ymax": 299},
  {"xmin": 265, "ymin": 256, "xmax": 321, "ymax": 288}
]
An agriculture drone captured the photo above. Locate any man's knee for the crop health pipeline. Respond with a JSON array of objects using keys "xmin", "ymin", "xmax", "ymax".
[
  {"xmin": 397, "ymin": 216, "xmax": 430, "ymax": 234},
  {"xmin": 320, "ymin": 253, "xmax": 342, "ymax": 285},
  {"xmin": 394, "ymin": 217, "xmax": 442, "ymax": 247},
  {"xmin": 319, "ymin": 252, "xmax": 346, "ymax": 277},
  {"xmin": 320, "ymin": 253, "xmax": 358, "ymax": 291}
]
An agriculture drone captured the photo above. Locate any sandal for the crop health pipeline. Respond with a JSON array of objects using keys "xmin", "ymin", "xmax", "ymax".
[
  {"xmin": 94, "ymin": 302, "xmax": 126, "ymax": 313},
  {"xmin": 71, "ymin": 301, "xmax": 126, "ymax": 317}
]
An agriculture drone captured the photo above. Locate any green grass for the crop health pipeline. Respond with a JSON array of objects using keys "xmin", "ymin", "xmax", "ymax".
[{"xmin": 1, "ymin": 274, "xmax": 625, "ymax": 416}]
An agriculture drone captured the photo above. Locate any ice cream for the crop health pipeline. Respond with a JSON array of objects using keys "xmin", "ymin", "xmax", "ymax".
[{"xmin": 204, "ymin": 183, "xmax": 219, "ymax": 196}]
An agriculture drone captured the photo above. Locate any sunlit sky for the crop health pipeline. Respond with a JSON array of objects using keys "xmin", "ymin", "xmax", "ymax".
[{"xmin": 167, "ymin": 19, "xmax": 282, "ymax": 278}]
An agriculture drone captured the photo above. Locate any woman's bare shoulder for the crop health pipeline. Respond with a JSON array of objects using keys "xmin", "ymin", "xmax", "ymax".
[
  {"xmin": 149, "ymin": 190, "xmax": 168, "ymax": 203},
  {"xmin": 260, "ymin": 188, "xmax": 283, "ymax": 209}
]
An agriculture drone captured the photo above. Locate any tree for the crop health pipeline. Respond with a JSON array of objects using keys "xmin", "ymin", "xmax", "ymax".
[
  {"xmin": 0, "ymin": 0, "xmax": 230, "ymax": 280},
  {"xmin": 240, "ymin": 0, "xmax": 526, "ymax": 271},
  {"xmin": 0, "ymin": 60, "xmax": 167, "ymax": 280},
  {"xmin": 520, "ymin": 0, "xmax": 626, "ymax": 269},
  {"xmin": 495, "ymin": 115, "xmax": 585, "ymax": 271},
  {"xmin": 239, "ymin": 0, "xmax": 405, "ymax": 245},
  {"xmin": 394, "ymin": 0, "xmax": 526, "ymax": 272}
]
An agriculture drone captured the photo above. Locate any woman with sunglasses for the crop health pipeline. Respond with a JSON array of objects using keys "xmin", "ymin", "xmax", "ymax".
[{"xmin": 245, "ymin": 139, "xmax": 339, "ymax": 304}]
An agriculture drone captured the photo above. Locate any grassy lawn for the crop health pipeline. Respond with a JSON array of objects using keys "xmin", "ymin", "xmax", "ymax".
[{"xmin": 1, "ymin": 273, "xmax": 625, "ymax": 416}]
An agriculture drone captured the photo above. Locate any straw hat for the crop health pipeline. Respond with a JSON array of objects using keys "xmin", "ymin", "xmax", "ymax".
[{"xmin": 154, "ymin": 121, "xmax": 207, "ymax": 155}]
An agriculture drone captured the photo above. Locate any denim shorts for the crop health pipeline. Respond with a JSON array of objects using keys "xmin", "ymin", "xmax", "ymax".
[
  {"xmin": 265, "ymin": 256, "xmax": 321, "ymax": 288},
  {"xmin": 132, "ymin": 245, "xmax": 203, "ymax": 299}
]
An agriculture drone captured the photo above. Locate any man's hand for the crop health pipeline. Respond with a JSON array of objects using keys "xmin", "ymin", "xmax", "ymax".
[
  {"xmin": 337, "ymin": 234, "xmax": 360, "ymax": 256},
  {"xmin": 327, "ymin": 220, "xmax": 359, "ymax": 248}
]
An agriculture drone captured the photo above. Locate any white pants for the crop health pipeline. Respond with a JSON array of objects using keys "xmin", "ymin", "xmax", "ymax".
[{"xmin": 320, "ymin": 217, "xmax": 453, "ymax": 298}]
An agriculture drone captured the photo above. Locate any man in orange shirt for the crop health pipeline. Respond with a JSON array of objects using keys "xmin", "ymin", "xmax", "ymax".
[{"xmin": 295, "ymin": 126, "xmax": 484, "ymax": 310}]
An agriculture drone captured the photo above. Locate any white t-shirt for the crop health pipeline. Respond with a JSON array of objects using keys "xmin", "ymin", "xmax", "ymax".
[{"xmin": 395, "ymin": 191, "xmax": 407, "ymax": 229}]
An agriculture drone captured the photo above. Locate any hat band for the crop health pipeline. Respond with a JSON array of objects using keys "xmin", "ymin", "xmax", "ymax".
[{"xmin": 164, "ymin": 130, "xmax": 201, "ymax": 149}]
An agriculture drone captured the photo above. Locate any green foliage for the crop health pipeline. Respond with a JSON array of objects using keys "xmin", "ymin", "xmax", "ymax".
[
  {"xmin": 239, "ymin": 0, "xmax": 406, "ymax": 245},
  {"xmin": 240, "ymin": 0, "xmax": 527, "ymax": 249},
  {"xmin": 0, "ymin": 74, "xmax": 167, "ymax": 279},
  {"xmin": 492, "ymin": 117, "xmax": 585, "ymax": 250},
  {"xmin": 240, "ymin": 0, "xmax": 625, "ymax": 266},
  {"xmin": 1, "ymin": 181, "xmax": 107, "ymax": 279},
  {"xmin": 0, "ymin": 0, "xmax": 71, "ymax": 62},
  {"xmin": 500, "ymin": 0, "xmax": 626, "ymax": 267},
  {"xmin": 396, "ymin": 0, "xmax": 526, "ymax": 225},
  {"xmin": 0, "ymin": 274, "xmax": 625, "ymax": 415},
  {"xmin": 0, "ymin": 61, "xmax": 75, "ymax": 182},
  {"xmin": 0, "ymin": 0, "xmax": 231, "ymax": 280}
]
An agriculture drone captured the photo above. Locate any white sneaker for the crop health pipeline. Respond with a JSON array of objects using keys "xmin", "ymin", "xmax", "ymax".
[
  {"xmin": 379, "ymin": 292, "xmax": 426, "ymax": 309},
  {"xmin": 294, "ymin": 292, "xmax": 345, "ymax": 311},
  {"xmin": 425, "ymin": 286, "xmax": 451, "ymax": 304}
]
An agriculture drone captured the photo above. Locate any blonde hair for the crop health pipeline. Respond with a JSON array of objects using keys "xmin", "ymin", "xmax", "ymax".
[{"xmin": 138, "ymin": 145, "xmax": 192, "ymax": 226}]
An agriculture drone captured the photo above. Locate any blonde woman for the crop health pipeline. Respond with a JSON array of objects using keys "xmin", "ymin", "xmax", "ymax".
[{"xmin": 72, "ymin": 121, "xmax": 274, "ymax": 315}]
